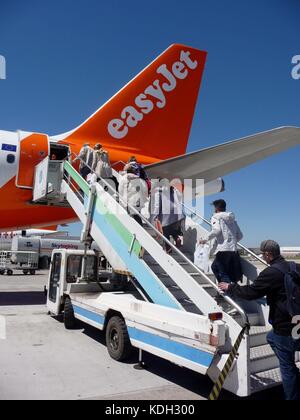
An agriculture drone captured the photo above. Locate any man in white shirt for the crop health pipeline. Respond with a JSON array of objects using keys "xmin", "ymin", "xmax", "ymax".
[{"xmin": 201, "ymin": 199, "xmax": 243, "ymax": 283}]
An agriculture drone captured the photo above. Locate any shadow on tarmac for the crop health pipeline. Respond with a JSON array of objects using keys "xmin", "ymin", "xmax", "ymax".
[
  {"xmin": 0, "ymin": 275, "xmax": 286, "ymax": 401},
  {"xmin": 79, "ymin": 323, "xmax": 285, "ymax": 401},
  {"xmin": 0, "ymin": 291, "xmax": 46, "ymax": 306}
]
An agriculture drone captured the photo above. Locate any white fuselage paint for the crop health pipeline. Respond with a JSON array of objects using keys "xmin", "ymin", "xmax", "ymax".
[
  {"xmin": 0, "ymin": 130, "xmax": 63, "ymax": 190},
  {"xmin": 0, "ymin": 130, "xmax": 19, "ymax": 188},
  {"xmin": 0, "ymin": 229, "xmax": 58, "ymax": 239}
]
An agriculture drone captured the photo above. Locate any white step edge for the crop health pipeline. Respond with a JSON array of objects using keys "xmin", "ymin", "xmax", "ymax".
[
  {"xmin": 251, "ymin": 362, "xmax": 300, "ymax": 394},
  {"xmin": 249, "ymin": 326, "xmax": 271, "ymax": 347},
  {"xmin": 250, "ymin": 344, "xmax": 279, "ymax": 374}
]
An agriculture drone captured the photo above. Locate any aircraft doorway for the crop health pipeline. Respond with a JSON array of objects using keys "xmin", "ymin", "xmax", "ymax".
[
  {"xmin": 16, "ymin": 133, "xmax": 49, "ymax": 189},
  {"xmin": 49, "ymin": 143, "xmax": 69, "ymax": 161}
]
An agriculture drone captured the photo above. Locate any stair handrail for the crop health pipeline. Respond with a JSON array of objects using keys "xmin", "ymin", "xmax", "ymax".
[
  {"xmin": 111, "ymin": 160, "xmax": 127, "ymax": 169},
  {"xmin": 67, "ymin": 152, "xmax": 249, "ymax": 325},
  {"xmin": 183, "ymin": 203, "xmax": 269, "ymax": 267}
]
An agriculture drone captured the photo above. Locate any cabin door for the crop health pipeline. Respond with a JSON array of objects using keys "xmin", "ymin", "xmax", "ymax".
[{"xmin": 16, "ymin": 132, "xmax": 49, "ymax": 189}]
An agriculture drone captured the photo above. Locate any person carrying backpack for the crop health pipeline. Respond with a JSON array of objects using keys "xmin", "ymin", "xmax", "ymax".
[
  {"xmin": 73, "ymin": 143, "xmax": 93, "ymax": 179},
  {"xmin": 219, "ymin": 240, "xmax": 300, "ymax": 400},
  {"xmin": 150, "ymin": 180, "xmax": 185, "ymax": 254},
  {"xmin": 119, "ymin": 165, "xmax": 149, "ymax": 225},
  {"xmin": 124, "ymin": 156, "xmax": 151, "ymax": 194},
  {"xmin": 92, "ymin": 144, "xmax": 113, "ymax": 179}
]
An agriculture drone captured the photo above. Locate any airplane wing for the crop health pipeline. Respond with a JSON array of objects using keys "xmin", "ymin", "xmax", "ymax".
[{"xmin": 145, "ymin": 127, "xmax": 300, "ymax": 183}]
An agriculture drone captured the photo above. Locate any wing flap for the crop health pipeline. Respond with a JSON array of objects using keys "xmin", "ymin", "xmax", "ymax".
[{"xmin": 145, "ymin": 127, "xmax": 300, "ymax": 182}]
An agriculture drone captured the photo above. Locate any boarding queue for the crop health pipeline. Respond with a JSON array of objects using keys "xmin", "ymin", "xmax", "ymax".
[{"xmin": 74, "ymin": 143, "xmax": 300, "ymax": 401}]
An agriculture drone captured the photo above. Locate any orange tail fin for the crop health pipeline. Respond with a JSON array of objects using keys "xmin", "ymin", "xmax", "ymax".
[{"xmin": 61, "ymin": 44, "xmax": 207, "ymax": 164}]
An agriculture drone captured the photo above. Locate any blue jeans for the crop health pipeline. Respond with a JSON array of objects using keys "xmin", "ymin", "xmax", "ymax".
[
  {"xmin": 267, "ymin": 330, "xmax": 300, "ymax": 400},
  {"xmin": 211, "ymin": 251, "xmax": 242, "ymax": 284}
]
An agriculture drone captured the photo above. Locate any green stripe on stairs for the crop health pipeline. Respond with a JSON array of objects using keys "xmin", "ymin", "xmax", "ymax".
[{"xmin": 64, "ymin": 161, "xmax": 142, "ymax": 257}]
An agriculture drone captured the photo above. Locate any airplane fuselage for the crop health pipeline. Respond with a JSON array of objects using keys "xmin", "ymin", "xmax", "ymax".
[
  {"xmin": 0, "ymin": 129, "xmax": 159, "ymax": 231},
  {"xmin": 0, "ymin": 45, "xmax": 208, "ymax": 231}
]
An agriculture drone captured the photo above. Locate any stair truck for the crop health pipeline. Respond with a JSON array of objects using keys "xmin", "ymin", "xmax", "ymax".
[{"xmin": 33, "ymin": 157, "xmax": 299, "ymax": 398}]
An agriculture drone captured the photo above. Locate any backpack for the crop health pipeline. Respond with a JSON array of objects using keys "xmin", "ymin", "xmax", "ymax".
[
  {"xmin": 273, "ymin": 262, "xmax": 300, "ymax": 317},
  {"xmin": 130, "ymin": 162, "xmax": 151, "ymax": 193},
  {"xmin": 96, "ymin": 151, "xmax": 112, "ymax": 178}
]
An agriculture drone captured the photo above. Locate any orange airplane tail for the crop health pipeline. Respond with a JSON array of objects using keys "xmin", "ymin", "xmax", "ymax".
[{"xmin": 60, "ymin": 44, "xmax": 207, "ymax": 164}]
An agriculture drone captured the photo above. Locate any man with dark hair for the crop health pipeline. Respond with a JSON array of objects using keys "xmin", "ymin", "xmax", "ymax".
[
  {"xmin": 219, "ymin": 240, "xmax": 300, "ymax": 401},
  {"xmin": 212, "ymin": 199, "xmax": 226, "ymax": 212},
  {"xmin": 201, "ymin": 199, "xmax": 243, "ymax": 283}
]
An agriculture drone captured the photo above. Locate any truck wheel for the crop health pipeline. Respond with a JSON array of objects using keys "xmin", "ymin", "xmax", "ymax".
[
  {"xmin": 30, "ymin": 270, "xmax": 36, "ymax": 275},
  {"xmin": 64, "ymin": 298, "xmax": 76, "ymax": 330},
  {"xmin": 106, "ymin": 316, "xmax": 132, "ymax": 361},
  {"xmin": 23, "ymin": 270, "xmax": 28, "ymax": 275},
  {"xmin": 0, "ymin": 270, "xmax": 4, "ymax": 275},
  {"xmin": 7, "ymin": 270, "xmax": 13, "ymax": 276}
]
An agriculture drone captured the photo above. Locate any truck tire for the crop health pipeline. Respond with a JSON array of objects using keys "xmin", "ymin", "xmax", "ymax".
[
  {"xmin": 30, "ymin": 270, "xmax": 36, "ymax": 275},
  {"xmin": 64, "ymin": 298, "xmax": 76, "ymax": 330},
  {"xmin": 106, "ymin": 316, "xmax": 132, "ymax": 361},
  {"xmin": 23, "ymin": 270, "xmax": 28, "ymax": 275},
  {"xmin": 0, "ymin": 270, "xmax": 4, "ymax": 275},
  {"xmin": 7, "ymin": 270, "xmax": 13, "ymax": 276}
]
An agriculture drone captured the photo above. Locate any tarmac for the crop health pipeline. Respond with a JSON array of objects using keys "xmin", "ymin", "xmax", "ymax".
[{"xmin": 0, "ymin": 271, "xmax": 285, "ymax": 400}]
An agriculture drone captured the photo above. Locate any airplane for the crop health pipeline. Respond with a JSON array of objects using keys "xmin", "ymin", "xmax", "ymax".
[
  {"xmin": 0, "ymin": 43, "xmax": 300, "ymax": 232},
  {"xmin": 0, "ymin": 227, "xmax": 59, "ymax": 239}
]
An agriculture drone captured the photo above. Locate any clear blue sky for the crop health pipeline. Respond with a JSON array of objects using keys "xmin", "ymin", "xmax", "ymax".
[{"xmin": 0, "ymin": 0, "xmax": 299, "ymax": 246}]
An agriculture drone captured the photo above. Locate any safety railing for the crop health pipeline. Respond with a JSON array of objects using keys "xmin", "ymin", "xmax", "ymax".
[
  {"xmin": 183, "ymin": 204, "xmax": 269, "ymax": 267},
  {"xmin": 111, "ymin": 160, "xmax": 126, "ymax": 168},
  {"xmin": 66, "ymin": 152, "xmax": 249, "ymax": 326},
  {"xmin": 183, "ymin": 204, "xmax": 269, "ymax": 268}
]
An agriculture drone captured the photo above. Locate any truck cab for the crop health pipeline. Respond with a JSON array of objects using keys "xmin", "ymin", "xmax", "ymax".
[
  {"xmin": 47, "ymin": 249, "xmax": 100, "ymax": 315},
  {"xmin": 47, "ymin": 249, "xmax": 129, "ymax": 316}
]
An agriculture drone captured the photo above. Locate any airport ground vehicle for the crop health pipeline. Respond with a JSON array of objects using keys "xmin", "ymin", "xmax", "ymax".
[
  {"xmin": 0, "ymin": 250, "xmax": 39, "ymax": 275},
  {"xmin": 10, "ymin": 235, "xmax": 99, "ymax": 269},
  {"xmin": 47, "ymin": 248, "xmax": 226, "ymax": 372},
  {"xmin": 38, "ymin": 158, "xmax": 299, "ymax": 397}
]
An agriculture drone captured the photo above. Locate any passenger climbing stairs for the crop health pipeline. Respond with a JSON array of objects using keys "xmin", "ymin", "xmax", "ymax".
[{"xmin": 31, "ymin": 156, "xmax": 300, "ymax": 397}]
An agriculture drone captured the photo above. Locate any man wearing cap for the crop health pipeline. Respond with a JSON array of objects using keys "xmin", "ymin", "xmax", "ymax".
[
  {"xmin": 219, "ymin": 240, "xmax": 300, "ymax": 400},
  {"xmin": 201, "ymin": 199, "xmax": 243, "ymax": 284}
]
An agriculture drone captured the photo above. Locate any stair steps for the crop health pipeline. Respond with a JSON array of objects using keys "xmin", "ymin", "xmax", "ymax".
[
  {"xmin": 250, "ymin": 362, "xmax": 300, "ymax": 394},
  {"xmin": 250, "ymin": 344, "xmax": 279, "ymax": 374}
]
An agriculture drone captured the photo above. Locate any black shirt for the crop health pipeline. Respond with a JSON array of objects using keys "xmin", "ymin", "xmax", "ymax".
[{"xmin": 229, "ymin": 256, "xmax": 299, "ymax": 336}]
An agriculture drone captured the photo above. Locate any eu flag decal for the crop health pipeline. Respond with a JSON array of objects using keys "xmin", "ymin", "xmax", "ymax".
[{"xmin": 2, "ymin": 144, "xmax": 17, "ymax": 152}]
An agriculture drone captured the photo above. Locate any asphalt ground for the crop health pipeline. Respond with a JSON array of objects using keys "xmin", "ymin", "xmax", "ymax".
[{"xmin": 0, "ymin": 272, "xmax": 285, "ymax": 400}]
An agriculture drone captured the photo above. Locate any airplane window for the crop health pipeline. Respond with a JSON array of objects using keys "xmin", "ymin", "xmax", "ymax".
[{"xmin": 7, "ymin": 154, "xmax": 15, "ymax": 164}]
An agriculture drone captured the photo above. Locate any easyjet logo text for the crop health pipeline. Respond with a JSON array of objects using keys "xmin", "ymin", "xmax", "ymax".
[{"xmin": 108, "ymin": 50, "xmax": 198, "ymax": 140}]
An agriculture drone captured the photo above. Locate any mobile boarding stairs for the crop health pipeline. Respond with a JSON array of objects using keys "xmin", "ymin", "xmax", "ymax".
[{"xmin": 32, "ymin": 157, "xmax": 300, "ymax": 398}]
